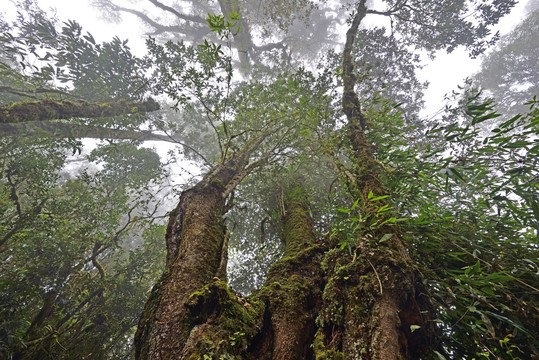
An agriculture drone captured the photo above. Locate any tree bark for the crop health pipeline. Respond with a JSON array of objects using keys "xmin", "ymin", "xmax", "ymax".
[
  {"xmin": 250, "ymin": 179, "xmax": 325, "ymax": 360},
  {"xmin": 135, "ymin": 140, "xmax": 265, "ymax": 359},
  {"xmin": 329, "ymin": 1, "xmax": 435, "ymax": 358},
  {"xmin": 135, "ymin": 169, "xmax": 434, "ymax": 359}
]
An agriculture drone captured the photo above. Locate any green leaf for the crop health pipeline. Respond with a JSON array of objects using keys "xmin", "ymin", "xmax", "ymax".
[
  {"xmin": 485, "ymin": 272, "xmax": 512, "ymax": 283},
  {"xmin": 472, "ymin": 111, "xmax": 501, "ymax": 125},
  {"xmin": 370, "ymin": 195, "xmax": 389, "ymax": 202},
  {"xmin": 379, "ymin": 233, "xmax": 394, "ymax": 243},
  {"xmin": 484, "ymin": 311, "xmax": 531, "ymax": 336},
  {"xmin": 350, "ymin": 198, "xmax": 360, "ymax": 211},
  {"xmin": 433, "ymin": 350, "xmax": 447, "ymax": 360},
  {"xmin": 499, "ymin": 114, "xmax": 522, "ymax": 129},
  {"xmin": 506, "ymin": 140, "xmax": 531, "ymax": 148}
]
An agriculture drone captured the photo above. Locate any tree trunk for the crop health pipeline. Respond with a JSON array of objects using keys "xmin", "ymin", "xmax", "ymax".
[
  {"xmin": 135, "ymin": 142, "xmax": 264, "ymax": 359},
  {"xmin": 135, "ymin": 171, "xmax": 435, "ymax": 359},
  {"xmin": 135, "ymin": 3, "xmax": 435, "ymax": 358},
  {"xmin": 322, "ymin": 1, "xmax": 436, "ymax": 358}
]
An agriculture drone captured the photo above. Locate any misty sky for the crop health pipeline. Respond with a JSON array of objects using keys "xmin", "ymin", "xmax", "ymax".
[{"xmin": 4, "ymin": 0, "xmax": 533, "ymax": 117}]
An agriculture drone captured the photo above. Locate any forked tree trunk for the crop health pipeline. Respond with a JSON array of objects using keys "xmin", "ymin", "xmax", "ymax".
[
  {"xmin": 135, "ymin": 174, "xmax": 434, "ymax": 359},
  {"xmin": 135, "ymin": 138, "xmax": 267, "ymax": 359},
  {"xmin": 135, "ymin": 2, "xmax": 435, "ymax": 358}
]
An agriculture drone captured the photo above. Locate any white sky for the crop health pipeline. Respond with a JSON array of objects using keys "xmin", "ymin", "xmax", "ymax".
[
  {"xmin": 417, "ymin": 0, "xmax": 531, "ymax": 117},
  {"xmin": 4, "ymin": 0, "xmax": 531, "ymax": 118}
]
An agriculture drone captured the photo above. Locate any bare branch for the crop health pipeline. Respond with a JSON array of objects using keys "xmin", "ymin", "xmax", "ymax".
[
  {"xmin": 147, "ymin": 0, "xmax": 206, "ymax": 24},
  {"xmin": 0, "ymin": 86, "xmax": 80, "ymax": 100}
]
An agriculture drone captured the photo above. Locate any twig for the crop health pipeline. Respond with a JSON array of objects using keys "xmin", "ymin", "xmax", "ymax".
[{"xmin": 367, "ymin": 258, "xmax": 383, "ymax": 295}]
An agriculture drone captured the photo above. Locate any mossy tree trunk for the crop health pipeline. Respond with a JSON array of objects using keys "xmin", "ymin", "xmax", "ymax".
[
  {"xmin": 319, "ymin": 1, "xmax": 436, "ymax": 358},
  {"xmin": 135, "ymin": 175, "xmax": 328, "ymax": 359},
  {"xmin": 135, "ymin": 3, "xmax": 435, "ymax": 358},
  {"xmin": 249, "ymin": 179, "xmax": 326, "ymax": 360},
  {"xmin": 135, "ymin": 166, "xmax": 434, "ymax": 359},
  {"xmin": 135, "ymin": 168, "xmax": 434, "ymax": 359},
  {"xmin": 134, "ymin": 137, "xmax": 268, "ymax": 359}
]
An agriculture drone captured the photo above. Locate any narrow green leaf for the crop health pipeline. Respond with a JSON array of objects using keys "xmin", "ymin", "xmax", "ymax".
[
  {"xmin": 433, "ymin": 350, "xmax": 447, "ymax": 360},
  {"xmin": 370, "ymin": 195, "xmax": 389, "ymax": 202}
]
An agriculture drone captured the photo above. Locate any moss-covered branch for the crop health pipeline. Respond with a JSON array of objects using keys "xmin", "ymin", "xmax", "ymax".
[{"xmin": 0, "ymin": 98, "xmax": 160, "ymax": 123}]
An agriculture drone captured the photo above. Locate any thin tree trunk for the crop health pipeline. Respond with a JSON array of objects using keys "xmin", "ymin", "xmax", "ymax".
[{"xmin": 328, "ymin": 1, "xmax": 435, "ymax": 358}]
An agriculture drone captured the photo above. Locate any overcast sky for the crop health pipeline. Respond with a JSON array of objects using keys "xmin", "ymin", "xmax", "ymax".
[{"xmin": 4, "ymin": 0, "xmax": 532, "ymax": 117}]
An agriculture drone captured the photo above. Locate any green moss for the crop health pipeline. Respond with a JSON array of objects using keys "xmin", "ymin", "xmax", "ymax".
[
  {"xmin": 185, "ymin": 280, "xmax": 264, "ymax": 358},
  {"xmin": 1, "ymin": 98, "xmax": 159, "ymax": 124},
  {"xmin": 312, "ymin": 330, "xmax": 345, "ymax": 360}
]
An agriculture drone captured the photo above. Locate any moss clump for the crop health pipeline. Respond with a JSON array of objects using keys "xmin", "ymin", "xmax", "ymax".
[
  {"xmin": 316, "ymin": 277, "xmax": 345, "ymax": 328},
  {"xmin": 185, "ymin": 280, "xmax": 264, "ymax": 359},
  {"xmin": 312, "ymin": 330, "xmax": 345, "ymax": 360}
]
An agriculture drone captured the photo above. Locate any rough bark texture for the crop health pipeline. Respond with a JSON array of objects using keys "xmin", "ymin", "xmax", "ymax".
[
  {"xmin": 135, "ymin": 142, "xmax": 263, "ymax": 359},
  {"xmin": 0, "ymin": 98, "xmax": 159, "ymax": 123},
  {"xmin": 135, "ymin": 171, "xmax": 434, "ymax": 359},
  {"xmin": 253, "ymin": 180, "xmax": 325, "ymax": 360}
]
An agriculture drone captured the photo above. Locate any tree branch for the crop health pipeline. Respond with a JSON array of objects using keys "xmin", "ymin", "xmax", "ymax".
[
  {"xmin": 147, "ymin": 0, "xmax": 206, "ymax": 23},
  {"xmin": 114, "ymin": 5, "xmax": 185, "ymax": 33},
  {"xmin": 0, "ymin": 98, "xmax": 160, "ymax": 123},
  {"xmin": 342, "ymin": 0, "xmax": 368, "ymax": 130},
  {"xmin": 0, "ymin": 85, "xmax": 79, "ymax": 100}
]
